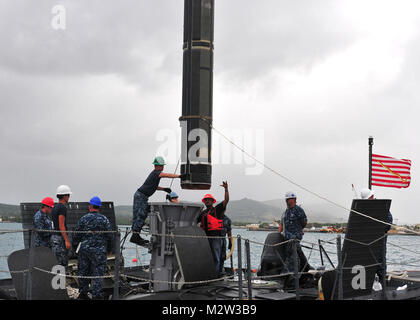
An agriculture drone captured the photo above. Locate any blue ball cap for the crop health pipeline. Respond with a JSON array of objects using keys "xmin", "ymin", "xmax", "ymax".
[
  {"xmin": 89, "ymin": 196, "xmax": 102, "ymax": 207},
  {"xmin": 169, "ymin": 192, "xmax": 178, "ymax": 198}
]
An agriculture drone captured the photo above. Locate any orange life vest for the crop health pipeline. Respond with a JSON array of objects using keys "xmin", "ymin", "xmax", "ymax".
[{"xmin": 201, "ymin": 207, "xmax": 223, "ymax": 232}]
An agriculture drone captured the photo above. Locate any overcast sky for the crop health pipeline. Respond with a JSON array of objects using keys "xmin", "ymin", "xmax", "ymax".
[{"xmin": 0, "ymin": 0, "xmax": 419, "ymax": 224}]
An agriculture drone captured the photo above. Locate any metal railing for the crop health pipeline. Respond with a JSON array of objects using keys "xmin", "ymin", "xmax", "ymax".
[{"xmin": 0, "ymin": 227, "xmax": 419, "ymax": 300}]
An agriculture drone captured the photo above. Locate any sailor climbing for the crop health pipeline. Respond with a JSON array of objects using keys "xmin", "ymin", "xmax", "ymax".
[
  {"xmin": 360, "ymin": 188, "xmax": 393, "ymax": 282},
  {"xmin": 279, "ymin": 192, "xmax": 308, "ymax": 282},
  {"xmin": 130, "ymin": 156, "xmax": 186, "ymax": 246},
  {"xmin": 198, "ymin": 181, "xmax": 229, "ymax": 275},
  {"xmin": 50, "ymin": 185, "xmax": 72, "ymax": 267},
  {"xmin": 72, "ymin": 196, "xmax": 114, "ymax": 300},
  {"xmin": 33, "ymin": 197, "xmax": 54, "ymax": 248}
]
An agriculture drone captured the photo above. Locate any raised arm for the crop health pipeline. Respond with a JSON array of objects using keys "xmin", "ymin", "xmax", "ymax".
[{"xmin": 221, "ymin": 181, "xmax": 229, "ymax": 208}]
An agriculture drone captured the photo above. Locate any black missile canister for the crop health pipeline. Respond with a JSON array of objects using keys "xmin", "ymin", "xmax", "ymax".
[{"xmin": 180, "ymin": 0, "xmax": 214, "ymax": 190}]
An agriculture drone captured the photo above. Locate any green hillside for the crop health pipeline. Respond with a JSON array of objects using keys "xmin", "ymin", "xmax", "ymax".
[
  {"xmin": 0, "ymin": 198, "xmax": 341, "ymax": 224},
  {"xmin": 0, "ymin": 203, "xmax": 21, "ymax": 222}
]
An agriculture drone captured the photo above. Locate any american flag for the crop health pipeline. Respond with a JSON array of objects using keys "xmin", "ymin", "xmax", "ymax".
[{"xmin": 371, "ymin": 154, "xmax": 412, "ymax": 188}]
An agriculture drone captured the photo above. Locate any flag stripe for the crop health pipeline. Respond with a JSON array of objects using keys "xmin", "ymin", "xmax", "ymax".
[
  {"xmin": 371, "ymin": 153, "xmax": 411, "ymax": 189},
  {"xmin": 372, "ymin": 173, "xmax": 411, "ymax": 180},
  {"xmin": 372, "ymin": 153, "xmax": 411, "ymax": 161},
  {"xmin": 372, "ymin": 182, "xmax": 408, "ymax": 188},
  {"xmin": 372, "ymin": 169, "xmax": 411, "ymax": 175},
  {"xmin": 372, "ymin": 164, "xmax": 411, "ymax": 170},
  {"xmin": 371, "ymin": 177, "xmax": 409, "ymax": 184},
  {"xmin": 372, "ymin": 158, "xmax": 411, "ymax": 165}
]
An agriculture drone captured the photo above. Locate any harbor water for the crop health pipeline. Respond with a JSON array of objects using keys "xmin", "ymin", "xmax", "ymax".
[{"xmin": 1, "ymin": 223, "xmax": 419, "ymax": 280}]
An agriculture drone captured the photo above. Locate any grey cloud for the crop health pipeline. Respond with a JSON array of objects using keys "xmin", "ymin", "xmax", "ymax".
[
  {"xmin": 215, "ymin": 0, "xmax": 357, "ymax": 82},
  {"xmin": 0, "ymin": 1, "xmax": 418, "ymax": 224}
]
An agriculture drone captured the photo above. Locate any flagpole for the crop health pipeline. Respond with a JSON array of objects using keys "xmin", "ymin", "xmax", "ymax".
[{"xmin": 369, "ymin": 136, "xmax": 374, "ymax": 190}]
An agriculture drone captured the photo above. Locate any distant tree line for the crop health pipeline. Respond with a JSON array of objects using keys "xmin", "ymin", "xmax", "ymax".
[{"xmin": 0, "ymin": 214, "xmax": 21, "ymax": 222}]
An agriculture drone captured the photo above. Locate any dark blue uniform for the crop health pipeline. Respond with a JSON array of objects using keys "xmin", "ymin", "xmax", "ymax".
[
  {"xmin": 50, "ymin": 203, "xmax": 69, "ymax": 267},
  {"xmin": 72, "ymin": 212, "xmax": 114, "ymax": 299},
  {"xmin": 132, "ymin": 170, "xmax": 161, "ymax": 232},
  {"xmin": 33, "ymin": 210, "xmax": 53, "ymax": 248},
  {"xmin": 282, "ymin": 205, "xmax": 307, "ymax": 241},
  {"xmin": 219, "ymin": 216, "xmax": 232, "ymax": 274},
  {"xmin": 377, "ymin": 211, "xmax": 393, "ymax": 282},
  {"xmin": 281, "ymin": 205, "xmax": 307, "ymax": 274}
]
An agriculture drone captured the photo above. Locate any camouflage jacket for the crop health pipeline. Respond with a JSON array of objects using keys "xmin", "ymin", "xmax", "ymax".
[
  {"xmin": 33, "ymin": 210, "xmax": 53, "ymax": 247},
  {"xmin": 282, "ymin": 205, "xmax": 307, "ymax": 240},
  {"xmin": 72, "ymin": 212, "xmax": 114, "ymax": 253}
]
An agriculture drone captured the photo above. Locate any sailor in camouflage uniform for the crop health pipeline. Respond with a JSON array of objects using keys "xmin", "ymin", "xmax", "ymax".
[
  {"xmin": 50, "ymin": 185, "xmax": 73, "ymax": 267},
  {"xmin": 360, "ymin": 188, "xmax": 393, "ymax": 283},
  {"xmin": 33, "ymin": 197, "xmax": 54, "ymax": 248},
  {"xmin": 72, "ymin": 197, "xmax": 114, "ymax": 300},
  {"xmin": 130, "ymin": 156, "xmax": 184, "ymax": 246},
  {"xmin": 219, "ymin": 215, "xmax": 232, "ymax": 275},
  {"xmin": 279, "ymin": 192, "xmax": 307, "ymax": 279}
]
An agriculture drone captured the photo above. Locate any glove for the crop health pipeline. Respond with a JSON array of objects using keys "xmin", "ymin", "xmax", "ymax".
[
  {"xmin": 179, "ymin": 174, "xmax": 188, "ymax": 180},
  {"xmin": 166, "ymin": 194, "xmax": 171, "ymax": 201},
  {"xmin": 163, "ymin": 188, "xmax": 172, "ymax": 194}
]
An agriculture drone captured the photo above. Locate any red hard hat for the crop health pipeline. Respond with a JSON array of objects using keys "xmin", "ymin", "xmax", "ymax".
[
  {"xmin": 41, "ymin": 197, "xmax": 54, "ymax": 208},
  {"xmin": 202, "ymin": 194, "xmax": 216, "ymax": 203}
]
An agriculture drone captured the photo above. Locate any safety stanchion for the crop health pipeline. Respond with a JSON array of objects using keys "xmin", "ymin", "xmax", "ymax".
[
  {"xmin": 292, "ymin": 240, "xmax": 300, "ymax": 300},
  {"xmin": 245, "ymin": 239, "xmax": 253, "ymax": 300},
  {"xmin": 336, "ymin": 235, "xmax": 343, "ymax": 300},
  {"xmin": 113, "ymin": 231, "xmax": 121, "ymax": 300},
  {"xmin": 237, "ymin": 235, "xmax": 243, "ymax": 300},
  {"xmin": 318, "ymin": 239, "xmax": 324, "ymax": 266},
  {"xmin": 26, "ymin": 229, "xmax": 35, "ymax": 300},
  {"xmin": 382, "ymin": 236, "xmax": 387, "ymax": 300}
]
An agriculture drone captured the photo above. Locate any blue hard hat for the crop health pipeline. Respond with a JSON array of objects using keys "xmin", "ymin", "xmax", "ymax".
[
  {"xmin": 169, "ymin": 192, "xmax": 178, "ymax": 199},
  {"xmin": 89, "ymin": 196, "xmax": 102, "ymax": 207}
]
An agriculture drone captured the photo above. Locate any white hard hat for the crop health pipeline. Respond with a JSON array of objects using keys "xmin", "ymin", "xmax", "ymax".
[
  {"xmin": 56, "ymin": 185, "xmax": 72, "ymax": 195},
  {"xmin": 285, "ymin": 191, "xmax": 297, "ymax": 200},
  {"xmin": 360, "ymin": 188, "xmax": 374, "ymax": 199}
]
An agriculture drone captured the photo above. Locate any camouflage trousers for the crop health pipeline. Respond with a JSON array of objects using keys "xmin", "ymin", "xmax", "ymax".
[
  {"xmin": 282, "ymin": 240, "xmax": 302, "ymax": 276},
  {"xmin": 376, "ymin": 237, "xmax": 388, "ymax": 282},
  {"xmin": 78, "ymin": 247, "xmax": 107, "ymax": 298},
  {"xmin": 34, "ymin": 235, "xmax": 51, "ymax": 249},
  {"xmin": 220, "ymin": 238, "xmax": 227, "ymax": 274},
  {"xmin": 132, "ymin": 190, "xmax": 149, "ymax": 232},
  {"xmin": 51, "ymin": 235, "xmax": 69, "ymax": 267}
]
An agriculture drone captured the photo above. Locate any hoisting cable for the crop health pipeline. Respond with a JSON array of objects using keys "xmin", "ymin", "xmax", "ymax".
[{"xmin": 199, "ymin": 117, "xmax": 420, "ymax": 236}]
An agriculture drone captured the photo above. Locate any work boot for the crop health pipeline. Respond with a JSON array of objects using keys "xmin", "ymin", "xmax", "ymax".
[{"xmin": 130, "ymin": 232, "xmax": 149, "ymax": 247}]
